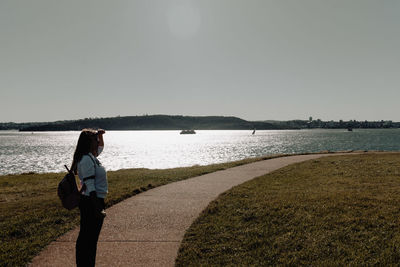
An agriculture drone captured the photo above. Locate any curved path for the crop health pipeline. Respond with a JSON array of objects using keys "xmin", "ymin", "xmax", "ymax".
[{"xmin": 30, "ymin": 153, "xmax": 354, "ymax": 266}]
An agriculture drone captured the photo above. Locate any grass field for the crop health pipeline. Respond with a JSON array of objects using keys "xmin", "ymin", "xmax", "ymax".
[
  {"xmin": 0, "ymin": 155, "xmax": 279, "ymax": 266},
  {"xmin": 176, "ymin": 153, "xmax": 400, "ymax": 266}
]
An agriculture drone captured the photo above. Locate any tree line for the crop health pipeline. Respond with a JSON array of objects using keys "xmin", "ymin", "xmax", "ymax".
[{"xmin": 0, "ymin": 115, "xmax": 398, "ymax": 131}]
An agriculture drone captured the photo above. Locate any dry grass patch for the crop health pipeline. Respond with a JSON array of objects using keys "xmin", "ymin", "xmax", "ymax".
[{"xmin": 176, "ymin": 153, "xmax": 400, "ymax": 266}]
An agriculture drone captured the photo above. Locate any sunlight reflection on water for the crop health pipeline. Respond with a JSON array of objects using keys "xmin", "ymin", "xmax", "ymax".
[{"xmin": 1, "ymin": 129, "xmax": 400, "ymax": 175}]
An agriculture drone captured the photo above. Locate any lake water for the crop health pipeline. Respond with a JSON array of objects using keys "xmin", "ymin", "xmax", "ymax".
[{"xmin": 1, "ymin": 129, "xmax": 400, "ymax": 175}]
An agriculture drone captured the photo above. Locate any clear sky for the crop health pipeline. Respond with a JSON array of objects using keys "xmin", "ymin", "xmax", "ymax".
[{"xmin": 1, "ymin": 0, "xmax": 399, "ymax": 123}]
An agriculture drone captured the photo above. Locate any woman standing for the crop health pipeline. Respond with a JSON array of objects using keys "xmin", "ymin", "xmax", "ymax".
[{"xmin": 72, "ymin": 128, "xmax": 107, "ymax": 267}]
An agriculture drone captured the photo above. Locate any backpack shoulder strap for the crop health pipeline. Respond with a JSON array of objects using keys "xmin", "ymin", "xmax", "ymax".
[{"xmin": 88, "ymin": 154, "xmax": 98, "ymax": 166}]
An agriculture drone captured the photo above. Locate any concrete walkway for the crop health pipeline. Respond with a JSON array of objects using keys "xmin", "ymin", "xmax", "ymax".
[{"xmin": 30, "ymin": 153, "xmax": 352, "ymax": 266}]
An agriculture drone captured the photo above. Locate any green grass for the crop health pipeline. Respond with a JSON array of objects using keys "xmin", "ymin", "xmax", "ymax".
[
  {"xmin": 0, "ymin": 155, "xmax": 281, "ymax": 267},
  {"xmin": 176, "ymin": 153, "xmax": 400, "ymax": 266}
]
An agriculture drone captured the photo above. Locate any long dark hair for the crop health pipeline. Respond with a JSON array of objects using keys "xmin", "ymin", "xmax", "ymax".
[{"xmin": 72, "ymin": 129, "xmax": 98, "ymax": 174}]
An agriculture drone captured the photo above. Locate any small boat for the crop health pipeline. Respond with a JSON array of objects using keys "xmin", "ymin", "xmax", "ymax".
[
  {"xmin": 347, "ymin": 127, "xmax": 353, "ymax": 131},
  {"xmin": 180, "ymin": 130, "xmax": 196, "ymax": 134}
]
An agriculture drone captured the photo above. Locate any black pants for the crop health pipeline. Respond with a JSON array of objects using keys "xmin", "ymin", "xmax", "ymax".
[{"xmin": 76, "ymin": 196, "xmax": 105, "ymax": 267}]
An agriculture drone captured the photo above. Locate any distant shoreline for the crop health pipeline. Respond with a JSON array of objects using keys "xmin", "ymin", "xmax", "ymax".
[
  {"xmin": 1, "ymin": 115, "xmax": 398, "ymax": 131},
  {"xmin": 1, "ymin": 128, "xmax": 400, "ymax": 133}
]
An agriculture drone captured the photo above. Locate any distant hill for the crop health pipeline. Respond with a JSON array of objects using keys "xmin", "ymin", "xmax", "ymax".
[
  {"xmin": 0, "ymin": 122, "xmax": 49, "ymax": 131},
  {"xmin": 18, "ymin": 115, "xmax": 282, "ymax": 131},
  {"xmin": 3, "ymin": 115, "xmax": 398, "ymax": 131}
]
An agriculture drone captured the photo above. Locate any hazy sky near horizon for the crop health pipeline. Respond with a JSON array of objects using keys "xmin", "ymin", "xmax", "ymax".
[{"xmin": 1, "ymin": 0, "xmax": 399, "ymax": 123}]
